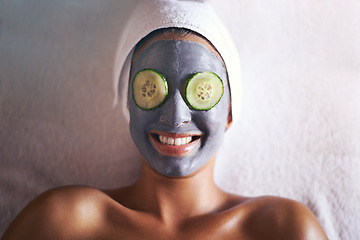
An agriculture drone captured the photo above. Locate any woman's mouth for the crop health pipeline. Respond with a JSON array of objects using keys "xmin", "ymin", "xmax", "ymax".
[
  {"xmin": 159, "ymin": 135, "xmax": 192, "ymax": 145},
  {"xmin": 150, "ymin": 132, "xmax": 201, "ymax": 156}
]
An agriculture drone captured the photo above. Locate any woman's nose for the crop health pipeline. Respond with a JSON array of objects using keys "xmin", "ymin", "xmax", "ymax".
[{"xmin": 160, "ymin": 90, "xmax": 191, "ymax": 127}]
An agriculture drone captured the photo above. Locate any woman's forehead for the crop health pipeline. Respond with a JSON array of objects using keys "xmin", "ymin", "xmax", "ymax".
[
  {"xmin": 132, "ymin": 32, "xmax": 223, "ymax": 64},
  {"xmin": 132, "ymin": 40, "xmax": 226, "ymax": 80}
]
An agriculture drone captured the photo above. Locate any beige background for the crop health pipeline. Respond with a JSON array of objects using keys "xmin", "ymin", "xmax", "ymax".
[{"xmin": 1, "ymin": 1, "xmax": 359, "ymax": 239}]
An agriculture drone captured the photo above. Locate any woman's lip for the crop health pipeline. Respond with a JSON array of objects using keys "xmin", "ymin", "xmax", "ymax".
[
  {"xmin": 150, "ymin": 131, "xmax": 202, "ymax": 138},
  {"xmin": 149, "ymin": 131, "xmax": 201, "ymax": 156}
]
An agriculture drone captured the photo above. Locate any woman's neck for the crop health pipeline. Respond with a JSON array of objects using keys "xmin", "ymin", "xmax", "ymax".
[{"xmin": 127, "ymin": 155, "xmax": 227, "ymax": 225}]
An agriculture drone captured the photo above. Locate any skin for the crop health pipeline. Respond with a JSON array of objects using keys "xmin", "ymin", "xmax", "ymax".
[{"xmin": 1, "ymin": 33, "xmax": 328, "ymax": 240}]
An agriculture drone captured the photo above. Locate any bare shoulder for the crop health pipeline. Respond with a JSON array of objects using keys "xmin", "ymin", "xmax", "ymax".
[
  {"xmin": 240, "ymin": 196, "xmax": 328, "ymax": 240},
  {"xmin": 2, "ymin": 186, "xmax": 110, "ymax": 240}
]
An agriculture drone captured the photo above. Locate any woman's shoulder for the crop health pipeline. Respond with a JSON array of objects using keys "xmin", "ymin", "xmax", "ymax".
[
  {"xmin": 2, "ymin": 185, "xmax": 112, "ymax": 240},
  {"xmin": 237, "ymin": 195, "xmax": 328, "ymax": 240},
  {"xmin": 23, "ymin": 185, "xmax": 110, "ymax": 218}
]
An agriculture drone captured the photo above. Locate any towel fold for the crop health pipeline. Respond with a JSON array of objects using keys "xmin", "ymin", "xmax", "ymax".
[{"xmin": 114, "ymin": 0, "xmax": 242, "ymax": 123}]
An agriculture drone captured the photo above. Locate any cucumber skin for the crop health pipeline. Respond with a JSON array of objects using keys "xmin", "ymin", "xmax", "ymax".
[
  {"xmin": 132, "ymin": 69, "xmax": 168, "ymax": 110},
  {"xmin": 185, "ymin": 71, "xmax": 224, "ymax": 111}
]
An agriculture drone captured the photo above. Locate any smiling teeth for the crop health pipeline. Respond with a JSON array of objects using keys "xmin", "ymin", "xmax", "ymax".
[{"xmin": 159, "ymin": 136, "xmax": 192, "ymax": 145}]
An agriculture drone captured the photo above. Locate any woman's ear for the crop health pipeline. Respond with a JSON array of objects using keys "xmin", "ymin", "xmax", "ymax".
[{"xmin": 225, "ymin": 111, "xmax": 233, "ymax": 130}]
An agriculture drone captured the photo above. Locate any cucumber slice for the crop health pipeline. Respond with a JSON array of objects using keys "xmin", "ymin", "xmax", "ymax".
[
  {"xmin": 132, "ymin": 69, "xmax": 168, "ymax": 110},
  {"xmin": 185, "ymin": 71, "xmax": 224, "ymax": 110}
]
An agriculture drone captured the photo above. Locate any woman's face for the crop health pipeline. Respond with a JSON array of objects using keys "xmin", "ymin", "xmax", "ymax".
[{"xmin": 128, "ymin": 38, "xmax": 230, "ymax": 177}]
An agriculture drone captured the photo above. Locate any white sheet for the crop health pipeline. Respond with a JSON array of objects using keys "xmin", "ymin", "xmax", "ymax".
[{"xmin": 1, "ymin": 1, "xmax": 359, "ymax": 239}]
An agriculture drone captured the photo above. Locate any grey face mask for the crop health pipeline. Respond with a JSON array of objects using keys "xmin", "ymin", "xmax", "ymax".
[{"xmin": 128, "ymin": 39, "xmax": 230, "ymax": 177}]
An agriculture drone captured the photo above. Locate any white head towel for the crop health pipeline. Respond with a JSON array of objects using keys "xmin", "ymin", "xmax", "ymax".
[{"xmin": 114, "ymin": 0, "xmax": 241, "ymax": 124}]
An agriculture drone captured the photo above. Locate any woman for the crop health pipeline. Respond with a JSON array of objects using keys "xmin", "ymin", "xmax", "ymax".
[{"xmin": 2, "ymin": 1, "xmax": 328, "ymax": 239}]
